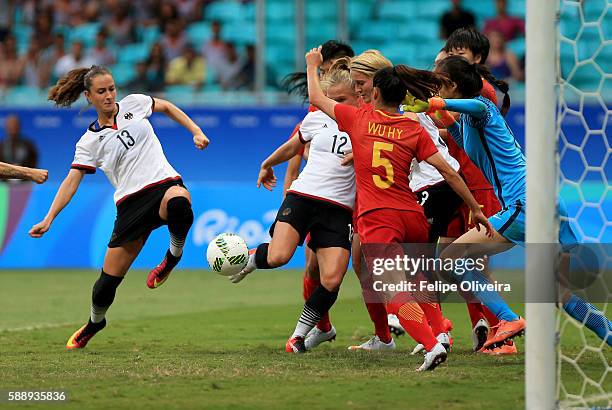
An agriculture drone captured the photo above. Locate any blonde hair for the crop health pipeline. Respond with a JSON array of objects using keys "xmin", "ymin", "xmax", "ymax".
[
  {"xmin": 349, "ymin": 50, "xmax": 393, "ymax": 78},
  {"xmin": 320, "ymin": 57, "xmax": 353, "ymax": 93}
]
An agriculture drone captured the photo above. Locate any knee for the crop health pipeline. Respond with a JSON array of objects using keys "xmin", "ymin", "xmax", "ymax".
[
  {"xmin": 167, "ymin": 196, "xmax": 194, "ymax": 227},
  {"xmin": 321, "ymin": 273, "xmax": 344, "ymax": 292}
]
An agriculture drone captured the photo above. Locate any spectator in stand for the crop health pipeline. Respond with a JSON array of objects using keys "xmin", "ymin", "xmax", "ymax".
[
  {"xmin": 126, "ymin": 61, "xmax": 156, "ymax": 93},
  {"xmin": 202, "ymin": 20, "xmax": 229, "ymax": 81},
  {"xmin": 19, "ymin": 38, "xmax": 46, "ymax": 89},
  {"xmin": 105, "ymin": 3, "xmax": 135, "ymax": 46},
  {"xmin": 0, "ymin": 0, "xmax": 12, "ymax": 42},
  {"xmin": 87, "ymin": 29, "xmax": 115, "ymax": 67},
  {"xmin": 218, "ymin": 42, "xmax": 243, "ymax": 90},
  {"xmin": 145, "ymin": 42, "xmax": 167, "ymax": 92},
  {"xmin": 175, "ymin": 0, "xmax": 204, "ymax": 23},
  {"xmin": 440, "ymin": 0, "xmax": 476, "ymax": 39},
  {"xmin": 486, "ymin": 30, "xmax": 524, "ymax": 82},
  {"xmin": 234, "ymin": 44, "xmax": 255, "ymax": 90},
  {"xmin": 33, "ymin": 11, "xmax": 54, "ymax": 50},
  {"xmin": 0, "ymin": 35, "xmax": 23, "ymax": 89},
  {"xmin": 484, "ymin": 0, "xmax": 525, "ymax": 42},
  {"xmin": 0, "ymin": 115, "xmax": 38, "ymax": 169},
  {"xmin": 54, "ymin": 40, "xmax": 95, "ymax": 78},
  {"xmin": 39, "ymin": 33, "xmax": 66, "ymax": 87},
  {"xmin": 156, "ymin": 2, "xmax": 179, "ymax": 34},
  {"xmin": 160, "ymin": 19, "xmax": 187, "ymax": 61},
  {"xmin": 166, "ymin": 43, "xmax": 206, "ymax": 89}
]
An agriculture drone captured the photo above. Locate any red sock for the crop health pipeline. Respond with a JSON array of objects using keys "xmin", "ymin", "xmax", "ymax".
[
  {"xmin": 482, "ymin": 305, "xmax": 500, "ymax": 327},
  {"xmin": 387, "ymin": 293, "xmax": 437, "ymax": 351},
  {"xmin": 365, "ymin": 302, "xmax": 392, "ymax": 343},
  {"xmin": 303, "ymin": 274, "xmax": 332, "ymax": 332},
  {"xmin": 466, "ymin": 303, "xmax": 486, "ymax": 327},
  {"xmin": 419, "ymin": 302, "xmax": 446, "ymax": 335}
]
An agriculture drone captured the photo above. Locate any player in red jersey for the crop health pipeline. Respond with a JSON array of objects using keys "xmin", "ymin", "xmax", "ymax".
[
  {"xmin": 0, "ymin": 162, "xmax": 47, "ymax": 183},
  {"xmin": 305, "ymin": 47, "xmax": 493, "ymax": 370}
]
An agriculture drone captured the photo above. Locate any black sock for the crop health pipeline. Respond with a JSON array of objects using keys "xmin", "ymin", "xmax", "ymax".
[
  {"xmin": 255, "ymin": 243, "xmax": 272, "ymax": 269},
  {"xmin": 167, "ymin": 196, "xmax": 194, "ymax": 258},
  {"xmin": 90, "ymin": 270, "xmax": 123, "ymax": 323},
  {"xmin": 292, "ymin": 285, "xmax": 339, "ymax": 338}
]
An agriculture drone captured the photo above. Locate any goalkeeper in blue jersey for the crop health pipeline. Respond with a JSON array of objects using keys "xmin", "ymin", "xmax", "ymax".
[{"xmin": 403, "ymin": 55, "xmax": 611, "ymax": 349}]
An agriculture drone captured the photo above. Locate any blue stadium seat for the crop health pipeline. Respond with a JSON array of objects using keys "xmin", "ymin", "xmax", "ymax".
[
  {"xmin": 70, "ymin": 23, "xmax": 101, "ymax": 48},
  {"xmin": 266, "ymin": 22, "xmax": 295, "ymax": 46},
  {"xmin": 137, "ymin": 26, "xmax": 161, "ymax": 46},
  {"xmin": 380, "ymin": 43, "xmax": 417, "ymax": 65},
  {"xmin": 348, "ymin": 1, "xmax": 374, "ymax": 31},
  {"xmin": 117, "ymin": 43, "xmax": 150, "ymax": 64},
  {"xmin": 559, "ymin": 16, "xmax": 581, "ymax": 40},
  {"xmin": 397, "ymin": 19, "xmax": 438, "ymax": 41},
  {"xmin": 415, "ymin": 2, "xmax": 449, "ymax": 19},
  {"xmin": 582, "ymin": 0, "xmax": 606, "ymax": 22},
  {"xmin": 306, "ymin": 22, "xmax": 337, "ymax": 47},
  {"xmin": 569, "ymin": 64, "xmax": 602, "ymax": 93},
  {"xmin": 576, "ymin": 27, "xmax": 602, "ymax": 61},
  {"xmin": 507, "ymin": 0, "xmax": 526, "ymax": 18},
  {"xmin": 4, "ymin": 86, "xmax": 45, "ymax": 106},
  {"xmin": 463, "ymin": 0, "xmax": 496, "ymax": 22},
  {"xmin": 266, "ymin": 1, "xmax": 295, "ymax": 21},
  {"xmin": 377, "ymin": 1, "xmax": 415, "ymax": 22},
  {"xmin": 507, "ymin": 37, "xmax": 525, "ymax": 58},
  {"xmin": 306, "ymin": 0, "xmax": 337, "ymax": 21},
  {"xmin": 595, "ymin": 44, "xmax": 612, "ymax": 74},
  {"xmin": 350, "ymin": 40, "xmax": 378, "ymax": 54},
  {"xmin": 356, "ymin": 21, "xmax": 400, "ymax": 42},
  {"xmin": 187, "ymin": 22, "xmax": 211, "ymax": 46},
  {"xmin": 223, "ymin": 21, "xmax": 256, "ymax": 46},
  {"xmin": 110, "ymin": 63, "xmax": 136, "ymax": 86},
  {"xmin": 205, "ymin": 1, "xmax": 247, "ymax": 22}
]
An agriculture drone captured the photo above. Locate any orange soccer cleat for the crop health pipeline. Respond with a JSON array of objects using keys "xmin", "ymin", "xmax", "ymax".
[
  {"xmin": 483, "ymin": 317, "xmax": 525, "ymax": 350},
  {"xmin": 147, "ymin": 250, "xmax": 180, "ymax": 289},
  {"xmin": 480, "ymin": 340, "xmax": 518, "ymax": 355},
  {"xmin": 285, "ymin": 336, "xmax": 307, "ymax": 353},
  {"xmin": 66, "ymin": 319, "xmax": 106, "ymax": 349}
]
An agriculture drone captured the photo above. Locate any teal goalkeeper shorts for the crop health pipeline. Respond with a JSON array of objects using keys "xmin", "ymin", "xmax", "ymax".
[{"xmin": 489, "ymin": 200, "xmax": 578, "ymax": 246}]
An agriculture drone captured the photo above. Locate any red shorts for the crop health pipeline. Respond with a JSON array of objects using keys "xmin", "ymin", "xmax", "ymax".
[
  {"xmin": 357, "ymin": 209, "xmax": 429, "ymax": 244},
  {"xmin": 446, "ymin": 189, "xmax": 501, "ymax": 238}
]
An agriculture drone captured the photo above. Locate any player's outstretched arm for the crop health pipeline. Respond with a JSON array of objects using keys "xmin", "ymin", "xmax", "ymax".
[
  {"xmin": 153, "ymin": 97, "xmax": 210, "ymax": 150},
  {"xmin": 425, "ymin": 152, "xmax": 493, "ymax": 237},
  {"xmin": 259, "ymin": 135, "xmax": 304, "ymax": 191},
  {"xmin": 305, "ymin": 47, "xmax": 338, "ymax": 120},
  {"xmin": 29, "ymin": 169, "xmax": 85, "ymax": 238},
  {"xmin": 0, "ymin": 162, "xmax": 48, "ymax": 183}
]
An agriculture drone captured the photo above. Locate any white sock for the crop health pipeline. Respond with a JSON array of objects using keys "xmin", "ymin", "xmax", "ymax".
[
  {"xmin": 169, "ymin": 233, "xmax": 185, "ymax": 258},
  {"xmin": 90, "ymin": 304, "xmax": 108, "ymax": 323}
]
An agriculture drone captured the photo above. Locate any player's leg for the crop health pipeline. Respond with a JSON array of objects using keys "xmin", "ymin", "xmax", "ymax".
[
  {"xmin": 442, "ymin": 222, "xmax": 524, "ymax": 349},
  {"xmin": 148, "ymin": 185, "xmax": 194, "ymax": 288},
  {"xmin": 353, "ymin": 231, "xmax": 396, "ymax": 346},
  {"xmin": 288, "ymin": 246, "xmax": 350, "ymax": 353},
  {"xmin": 67, "ymin": 238, "xmax": 145, "ymax": 349}
]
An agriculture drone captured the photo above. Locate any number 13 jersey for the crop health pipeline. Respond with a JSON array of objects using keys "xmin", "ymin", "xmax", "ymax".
[
  {"xmin": 288, "ymin": 110, "xmax": 356, "ymax": 210},
  {"xmin": 71, "ymin": 94, "xmax": 180, "ymax": 205}
]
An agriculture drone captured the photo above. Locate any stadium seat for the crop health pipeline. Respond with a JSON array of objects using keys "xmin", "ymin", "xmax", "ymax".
[
  {"xmin": 356, "ymin": 21, "xmax": 400, "ymax": 42},
  {"xmin": 595, "ymin": 44, "xmax": 612, "ymax": 74},
  {"xmin": 306, "ymin": 22, "xmax": 337, "ymax": 47},
  {"xmin": 348, "ymin": 1, "xmax": 374, "ymax": 31},
  {"xmin": 110, "ymin": 63, "xmax": 136, "ymax": 87},
  {"xmin": 576, "ymin": 27, "xmax": 602, "ymax": 61},
  {"xmin": 377, "ymin": 1, "xmax": 415, "ymax": 22},
  {"xmin": 507, "ymin": 0, "xmax": 526, "ymax": 18},
  {"xmin": 137, "ymin": 25, "xmax": 161, "ymax": 46},
  {"xmin": 582, "ymin": 0, "xmax": 607, "ymax": 22},
  {"xmin": 306, "ymin": 0, "xmax": 337, "ymax": 21},
  {"xmin": 397, "ymin": 20, "xmax": 439, "ymax": 41},
  {"xmin": 463, "ymin": 0, "xmax": 496, "ymax": 22},
  {"xmin": 380, "ymin": 43, "xmax": 417, "ymax": 65},
  {"xmin": 70, "ymin": 23, "xmax": 101, "ymax": 48},
  {"xmin": 4, "ymin": 86, "xmax": 45, "ymax": 106},
  {"xmin": 187, "ymin": 22, "xmax": 211, "ymax": 46},
  {"xmin": 569, "ymin": 64, "xmax": 602, "ymax": 92},
  {"xmin": 559, "ymin": 16, "xmax": 581, "ymax": 40},
  {"xmin": 205, "ymin": 1, "xmax": 247, "ymax": 22},
  {"xmin": 266, "ymin": 22, "xmax": 295, "ymax": 46},
  {"xmin": 508, "ymin": 37, "xmax": 525, "ymax": 58},
  {"xmin": 117, "ymin": 43, "xmax": 150, "ymax": 64},
  {"xmin": 266, "ymin": 1, "xmax": 295, "ymax": 21},
  {"xmin": 223, "ymin": 21, "xmax": 256, "ymax": 46},
  {"xmin": 415, "ymin": 2, "xmax": 449, "ymax": 19}
]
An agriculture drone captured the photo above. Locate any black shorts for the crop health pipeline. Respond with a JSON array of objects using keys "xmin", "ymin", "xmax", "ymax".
[
  {"xmin": 270, "ymin": 193, "xmax": 353, "ymax": 251},
  {"xmin": 108, "ymin": 178, "xmax": 186, "ymax": 248},
  {"xmin": 416, "ymin": 182, "xmax": 464, "ymax": 242}
]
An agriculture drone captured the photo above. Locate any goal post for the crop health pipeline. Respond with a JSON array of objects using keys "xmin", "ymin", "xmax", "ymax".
[{"xmin": 525, "ymin": 0, "xmax": 559, "ymax": 409}]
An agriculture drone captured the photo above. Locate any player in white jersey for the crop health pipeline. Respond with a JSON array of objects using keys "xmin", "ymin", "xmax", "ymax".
[
  {"xmin": 28, "ymin": 66, "xmax": 209, "ymax": 349},
  {"xmin": 230, "ymin": 59, "xmax": 360, "ymax": 353}
]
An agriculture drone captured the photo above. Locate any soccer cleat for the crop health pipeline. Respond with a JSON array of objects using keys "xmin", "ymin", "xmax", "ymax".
[
  {"xmin": 479, "ymin": 340, "xmax": 518, "ymax": 355},
  {"xmin": 66, "ymin": 319, "xmax": 106, "ymax": 349},
  {"xmin": 229, "ymin": 249, "xmax": 256, "ymax": 284},
  {"xmin": 443, "ymin": 318, "xmax": 454, "ymax": 333},
  {"xmin": 411, "ymin": 332, "xmax": 453, "ymax": 355},
  {"xmin": 483, "ymin": 317, "xmax": 526, "ymax": 350},
  {"xmin": 348, "ymin": 335, "xmax": 396, "ymax": 351},
  {"xmin": 472, "ymin": 318, "xmax": 490, "ymax": 352},
  {"xmin": 147, "ymin": 250, "xmax": 180, "ymax": 289},
  {"xmin": 285, "ymin": 336, "xmax": 307, "ymax": 353},
  {"xmin": 417, "ymin": 342, "xmax": 448, "ymax": 371},
  {"xmin": 387, "ymin": 313, "xmax": 406, "ymax": 337},
  {"xmin": 304, "ymin": 325, "xmax": 336, "ymax": 350}
]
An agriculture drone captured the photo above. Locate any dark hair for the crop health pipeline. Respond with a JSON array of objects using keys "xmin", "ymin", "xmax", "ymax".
[
  {"xmin": 373, "ymin": 65, "xmax": 451, "ymax": 106},
  {"xmin": 443, "ymin": 28, "xmax": 490, "ymax": 64},
  {"xmin": 282, "ymin": 40, "xmax": 355, "ymax": 100},
  {"xmin": 436, "ymin": 55, "xmax": 510, "ymax": 115},
  {"xmin": 48, "ymin": 65, "xmax": 112, "ymax": 107}
]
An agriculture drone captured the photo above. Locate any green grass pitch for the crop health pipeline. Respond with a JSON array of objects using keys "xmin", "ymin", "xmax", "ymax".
[{"xmin": 0, "ymin": 268, "xmax": 605, "ymax": 409}]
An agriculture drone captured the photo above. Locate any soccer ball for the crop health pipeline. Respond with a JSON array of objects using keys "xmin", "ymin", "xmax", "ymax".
[{"xmin": 206, "ymin": 233, "xmax": 249, "ymax": 276}]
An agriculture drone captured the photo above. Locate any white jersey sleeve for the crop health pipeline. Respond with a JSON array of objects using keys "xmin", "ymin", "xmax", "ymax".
[
  {"xmin": 289, "ymin": 110, "xmax": 355, "ymax": 210},
  {"xmin": 409, "ymin": 113, "xmax": 460, "ymax": 192},
  {"xmin": 123, "ymin": 93, "xmax": 154, "ymax": 118},
  {"xmin": 71, "ymin": 137, "xmax": 97, "ymax": 174}
]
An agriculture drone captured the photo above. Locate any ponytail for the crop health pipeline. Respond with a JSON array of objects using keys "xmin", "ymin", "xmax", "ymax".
[
  {"xmin": 281, "ymin": 72, "xmax": 308, "ymax": 102},
  {"xmin": 48, "ymin": 65, "xmax": 112, "ymax": 108},
  {"xmin": 475, "ymin": 64, "xmax": 510, "ymax": 116},
  {"xmin": 373, "ymin": 64, "xmax": 451, "ymax": 106}
]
